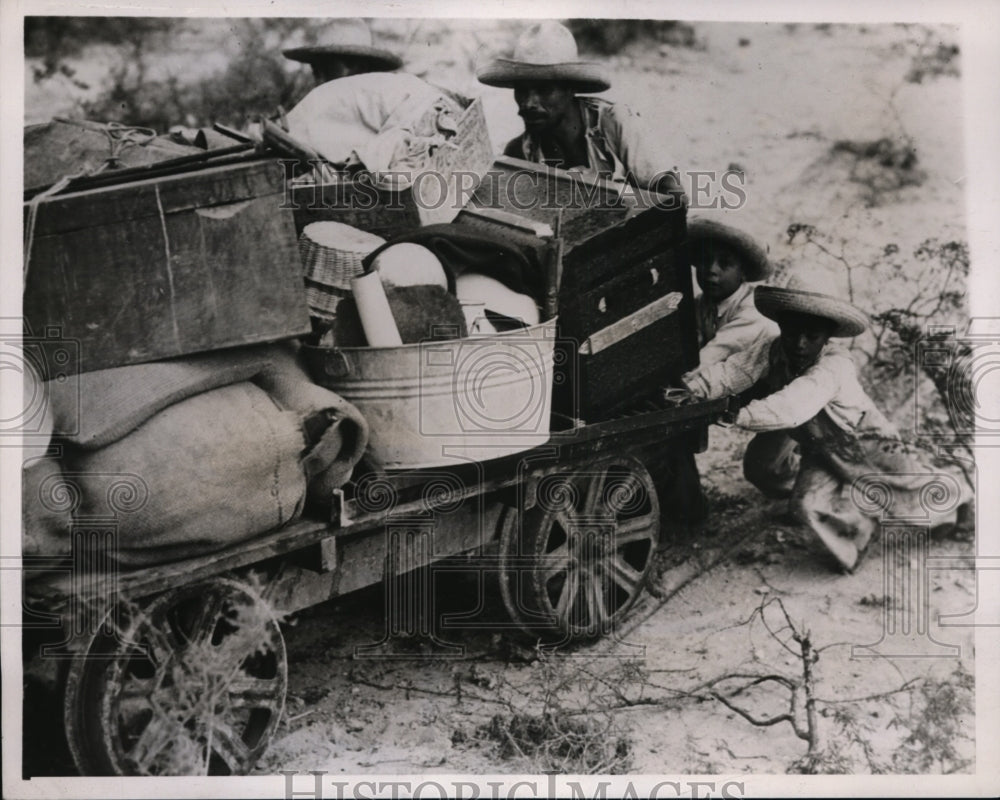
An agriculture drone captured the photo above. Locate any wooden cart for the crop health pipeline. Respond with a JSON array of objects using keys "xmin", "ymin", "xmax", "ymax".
[{"xmin": 22, "ymin": 161, "xmax": 728, "ymax": 776}]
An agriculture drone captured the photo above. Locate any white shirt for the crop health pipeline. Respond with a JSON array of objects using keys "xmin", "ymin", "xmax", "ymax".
[
  {"xmin": 733, "ymin": 339, "xmax": 897, "ymax": 437},
  {"xmin": 682, "ymin": 282, "xmax": 779, "ymax": 399}
]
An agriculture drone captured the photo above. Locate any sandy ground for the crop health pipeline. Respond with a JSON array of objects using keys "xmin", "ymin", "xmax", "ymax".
[
  {"xmin": 249, "ymin": 427, "xmax": 975, "ymax": 776},
  {"xmin": 23, "ymin": 19, "xmax": 977, "ymax": 778}
]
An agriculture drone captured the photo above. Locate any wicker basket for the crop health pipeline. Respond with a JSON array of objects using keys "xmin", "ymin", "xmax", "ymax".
[{"xmin": 298, "ymin": 221, "xmax": 386, "ymax": 291}]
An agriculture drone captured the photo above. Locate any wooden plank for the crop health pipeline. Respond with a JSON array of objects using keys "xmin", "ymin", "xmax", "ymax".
[
  {"xmin": 470, "ymin": 156, "xmax": 628, "ymax": 245},
  {"xmin": 579, "ymin": 291, "xmax": 683, "ymax": 355},
  {"xmin": 559, "ymin": 247, "xmax": 681, "ymax": 338},
  {"xmin": 567, "ymin": 314, "xmax": 688, "ymax": 418},
  {"xmin": 290, "ymin": 180, "xmax": 423, "ymax": 238},
  {"xmin": 26, "ymin": 160, "xmax": 286, "ymax": 235},
  {"xmin": 561, "ymin": 206, "xmax": 685, "ymax": 292}
]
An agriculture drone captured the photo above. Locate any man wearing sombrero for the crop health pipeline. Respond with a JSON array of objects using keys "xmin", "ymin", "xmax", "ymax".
[
  {"xmin": 283, "ymin": 18, "xmax": 402, "ymax": 87},
  {"xmin": 699, "ymin": 276, "xmax": 973, "ymax": 571},
  {"xmin": 477, "ymin": 21, "xmax": 682, "ymax": 196}
]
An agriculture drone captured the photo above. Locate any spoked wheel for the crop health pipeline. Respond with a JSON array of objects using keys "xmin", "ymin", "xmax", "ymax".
[
  {"xmin": 64, "ymin": 577, "xmax": 286, "ymax": 776},
  {"xmin": 498, "ymin": 455, "xmax": 660, "ymax": 642}
]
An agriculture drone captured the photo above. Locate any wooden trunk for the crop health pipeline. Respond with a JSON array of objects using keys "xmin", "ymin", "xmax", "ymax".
[
  {"xmin": 553, "ymin": 205, "xmax": 698, "ymax": 421},
  {"xmin": 23, "ymin": 159, "xmax": 310, "ymax": 376}
]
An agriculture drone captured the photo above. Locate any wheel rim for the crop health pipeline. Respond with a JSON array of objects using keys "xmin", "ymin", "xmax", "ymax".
[
  {"xmin": 65, "ymin": 578, "xmax": 286, "ymax": 776},
  {"xmin": 499, "ymin": 456, "xmax": 660, "ymax": 640}
]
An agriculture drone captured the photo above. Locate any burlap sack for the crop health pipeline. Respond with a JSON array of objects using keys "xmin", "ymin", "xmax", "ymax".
[
  {"xmin": 22, "ymin": 454, "xmax": 72, "ymax": 558},
  {"xmin": 31, "ymin": 343, "xmax": 370, "ymax": 566},
  {"xmin": 253, "ymin": 344, "xmax": 369, "ymax": 500},
  {"xmin": 62, "ymin": 382, "xmax": 307, "ymax": 566},
  {"xmin": 46, "ymin": 346, "xmax": 275, "ymax": 449}
]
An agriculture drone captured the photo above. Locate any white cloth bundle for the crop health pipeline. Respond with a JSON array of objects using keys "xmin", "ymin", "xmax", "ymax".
[{"xmin": 286, "ymin": 73, "xmax": 463, "ymax": 189}]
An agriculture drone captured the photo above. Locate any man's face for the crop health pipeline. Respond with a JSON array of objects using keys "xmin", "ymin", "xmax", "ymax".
[
  {"xmin": 694, "ymin": 243, "xmax": 745, "ymax": 302},
  {"xmin": 311, "ymin": 57, "xmax": 360, "ymax": 85},
  {"xmin": 513, "ymin": 82, "xmax": 577, "ymax": 133},
  {"xmin": 778, "ymin": 313, "xmax": 835, "ymax": 373}
]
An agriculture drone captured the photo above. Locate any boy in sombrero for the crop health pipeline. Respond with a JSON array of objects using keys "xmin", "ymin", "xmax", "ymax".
[
  {"xmin": 477, "ymin": 21, "xmax": 682, "ymax": 197},
  {"xmin": 654, "ymin": 219, "xmax": 778, "ymax": 531},
  {"xmin": 704, "ymin": 276, "xmax": 973, "ymax": 571},
  {"xmin": 680, "ymin": 218, "xmax": 778, "ymax": 397}
]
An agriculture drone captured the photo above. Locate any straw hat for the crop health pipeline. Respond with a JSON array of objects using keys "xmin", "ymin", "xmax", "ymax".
[
  {"xmin": 687, "ymin": 218, "xmax": 771, "ymax": 281},
  {"xmin": 754, "ymin": 275, "xmax": 869, "ymax": 338},
  {"xmin": 283, "ymin": 18, "xmax": 402, "ymax": 72},
  {"xmin": 476, "ymin": 21, "xmax": 611, "ymax": 93}
]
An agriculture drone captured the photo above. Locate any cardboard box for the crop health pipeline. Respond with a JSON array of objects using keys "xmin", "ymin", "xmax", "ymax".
[
  {"xmin": 288, "ymin": 96, "xmax": 494, "ymax": 239},
  {"xmin": 23, "ymin": 159, "xmax": 310, "ymax": 375}
]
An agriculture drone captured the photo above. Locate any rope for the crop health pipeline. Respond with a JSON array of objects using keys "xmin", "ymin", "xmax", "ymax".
[{"xmin": 23, "ymin": 120, "xmax": 158, "ymax": 284}]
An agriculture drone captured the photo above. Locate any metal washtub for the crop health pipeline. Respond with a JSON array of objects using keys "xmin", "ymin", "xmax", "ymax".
[{"xmin": 302, "ymin": 320, "xmax": 557, "ymax": 469}]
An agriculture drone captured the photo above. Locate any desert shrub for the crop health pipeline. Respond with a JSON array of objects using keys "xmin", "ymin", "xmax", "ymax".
[
  {"xmin": 25, "ymin": 17, "xmax": 179, "ymax": 82},
  {"xmin": 829, "ymin": 136, "xmax": 926, "ymax": 206},
  {"xmin": 900, "ymin": 25, "xmax": 960, "ymax": 83},
  {"xmin": 784, "ymin": 224, "xmax": 970, "ymax": 449},
  {"xmin": 471, "ymin": 649, "xmax": 642, "ymax": 773},
  {"xmin": 80, "ymin": 19, "xmax": 315, "ymax": 130},
  {"xmin": 481, "ymin": 711, "xmax": 632, "ymax": 773},
  {"xmin": 906, "ymin": 42, "xmax": 960, "ymax": 82},
  {"xmin": 890, "ymin": 665, "xmax": 975, "ymax": 773},
  {"xmin": 566, "ymin": 19, "xmax": 698, "ymax": 54}
]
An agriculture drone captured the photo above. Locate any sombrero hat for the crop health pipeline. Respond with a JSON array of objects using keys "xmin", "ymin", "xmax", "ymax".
[
  {"xmin": 476, "ymin": 21, "xmax": 610, "ymax": 93},
  {"xmin": 283, "ymin": 18, "xmax": 402, "ymax": 72},
  {"xmin": 687, "ymin": 218, "xmax": 771, "ymax": 281},
  {"xmin": 754, "ymin": 275, "xmax": 869, "ymax": 338}
]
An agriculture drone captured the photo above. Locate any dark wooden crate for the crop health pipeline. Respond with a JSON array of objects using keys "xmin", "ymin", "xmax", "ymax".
[
  {"xmin": 553, "ymin": 205, "xmax": 698, "ymax": 421},
  {"xmin": 469, "ymin": 156, "xmax": 631, "ymax": 247},
  {"xmin": 23, "ymin": 159, "xmax": 310, "ymax": 375}
]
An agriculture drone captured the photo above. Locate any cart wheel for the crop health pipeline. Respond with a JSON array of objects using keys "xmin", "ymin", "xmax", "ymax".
[
  {"xmin": 64, "ymin": 577, "xmax": 286, "ymax": 776},
  {"xmin": 498, "ymin": 455, "xmax": 660, "ymax": 641}
]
